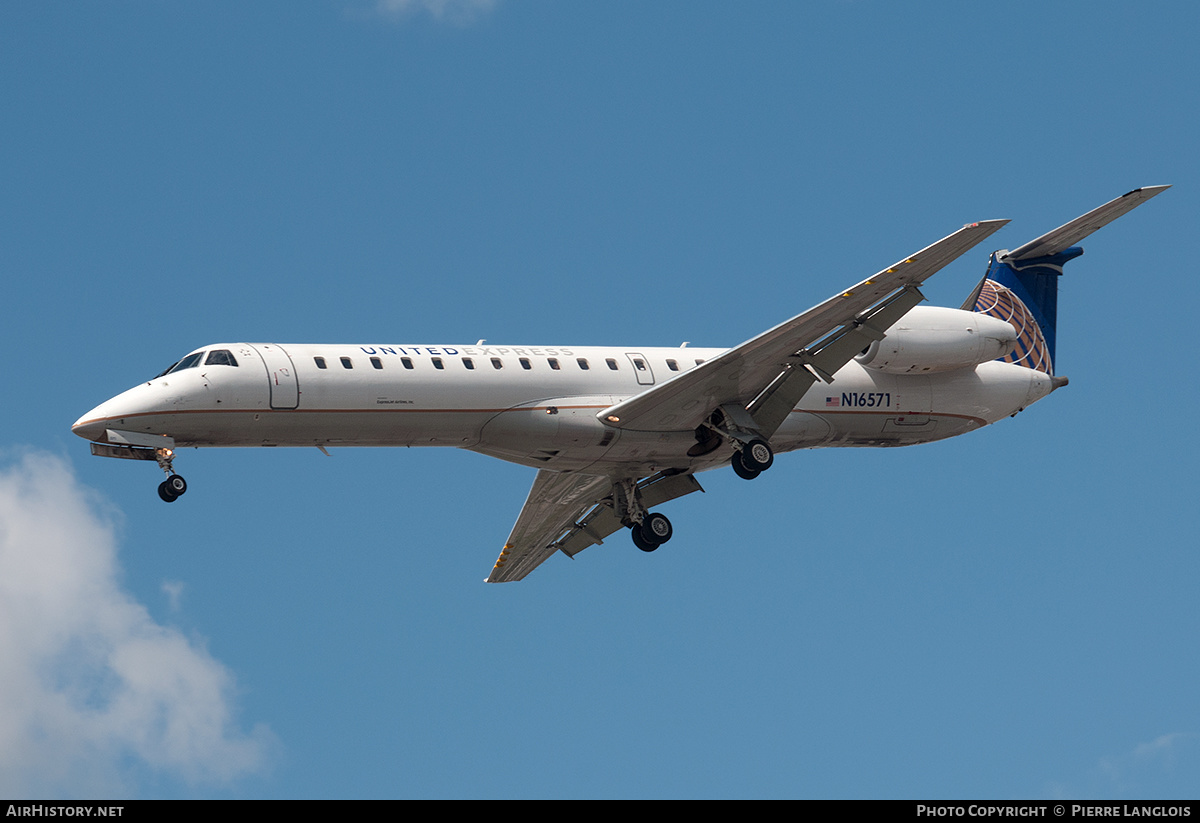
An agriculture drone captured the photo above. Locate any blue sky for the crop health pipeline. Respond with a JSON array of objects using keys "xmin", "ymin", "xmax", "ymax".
[{"xmin": 1, "ymin": 0, "xmax": 1196, "ymax": 799}]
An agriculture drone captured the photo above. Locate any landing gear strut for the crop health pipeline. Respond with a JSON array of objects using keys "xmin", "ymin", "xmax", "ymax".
[
  {"xmin": 154, "ymin": 447, "xmax": 188, "ymax": 503},
  {"xmin": 697, "ymin": 406, "xmax": 776, "ymax": 482},
  {"xmin": 613, "ymin": 479, "xmax": 674, "ymax": 553}
]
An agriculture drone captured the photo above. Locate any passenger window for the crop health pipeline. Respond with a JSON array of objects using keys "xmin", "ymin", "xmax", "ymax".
[
  {"xmin": 606, "ymin": 358, "xmax": 619, "ymax": 370},
  {"xmin": 401, "ymin": 357, "xmax": 414, "ymax": 369},
  {"xmin": 314, "ymin": 356, "xmax": 327, "ymax": 370},
  {"xmin": 548, "ymin": 358, "xmax": 561, "ymax": 370},
  {"xmin": 520, "ymin": 358, "xmax": 531, "ymax": 370},
  {"xmin": 205, "ymin": 349, "xmax": 238, "ymax": 367},
  {"xmin": 666, "ymin": 359, "xmax": 679, "ymax": 371},
  {"xmin": 463, "ymin": 358, "xmax": 475, "ymax": 370},
  {"xmin": 341, "ymin": 357, "xmax": 353, "ymax": 369},
  {"xmin": 432, "ymin": 358, "xmax": 444, "ymax": 370},
  {"xmin": 633, "ymin": 359, "xmax": 646, "ymax": 371},
  {"xmin": 577, "ymin": 358, "xmax": 589, "ymax": 370},
  {"xmin": 370, "ymin": 357, "xmax": 383, "ymax": 369},
  {"xmin": 694, "ymin": 359, "xmax": 705, "ymax": 366},
  {"xmin": 491, "ymin": 358, "xmax": 503, "ymax": 370}
]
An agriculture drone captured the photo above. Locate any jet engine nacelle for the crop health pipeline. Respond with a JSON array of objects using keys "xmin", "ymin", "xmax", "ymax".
[{"xmin": 855, "ymin": 306, "xmax": 1017, "ymax": 374}]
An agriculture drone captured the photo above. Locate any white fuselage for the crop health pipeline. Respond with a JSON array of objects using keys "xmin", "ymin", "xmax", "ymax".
[{"xmin": 72, "ymin": 341, "xmax": 1054, "ymax": 478}]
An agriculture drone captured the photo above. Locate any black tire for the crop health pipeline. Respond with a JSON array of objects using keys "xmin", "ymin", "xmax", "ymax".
[
  {"xmin": 631, "ymin": 526, "xmax": 658, "ymax": 552},
  {"xmin": 165, "ymin": 474, "xmax": 188, "ymax": 496},
  {"xmin": 740, "ymin": 438, "xmax": 774, "ymax": 472},
  {"xmin": 730, "ymin": 451, "xmax": 761, "ymax": 480},
  {"xmin": 158, "ymin": 481, "xmax": 179, "ymax": 503},
  {"xmin": 641, "ymin": 512, "xmax": 673, "ymax": 545}
]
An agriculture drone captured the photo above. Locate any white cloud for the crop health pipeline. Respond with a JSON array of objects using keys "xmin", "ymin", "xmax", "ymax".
[
  {"xmin": 1096, "ymin": 732, "xmax": 1197, "ymax": 796},
  {"xmin": 1133, "ymin": 732, "xmax": 1188, "ymax": 762},
  {"xmin": 161, "ymin": 580, "xmax": 185, "ymax": 613},
  {"xmin": 374, "ymin": 0, "xmax": 498, "ymax": 25},
  {"xmin": 0, "ymin": 452, "xmax": 273, "ymax": 797}
]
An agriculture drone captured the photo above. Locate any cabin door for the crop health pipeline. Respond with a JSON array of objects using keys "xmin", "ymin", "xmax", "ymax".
[{"xmin": 250, "ymin": 344, "xmax": 300, "ymax": 409}]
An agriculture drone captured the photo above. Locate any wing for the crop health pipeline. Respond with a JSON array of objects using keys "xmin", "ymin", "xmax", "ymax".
[
  {"xmin": 487, "ymin": 470, "xmax": 613, "ymax": 583},
  {"xmin": 487, "ymin": 469, "xmax": 704, "ymax": 583},
  {"xmin": 598, "ymin": 219, "xmax": 1009, "ymax": 437}
]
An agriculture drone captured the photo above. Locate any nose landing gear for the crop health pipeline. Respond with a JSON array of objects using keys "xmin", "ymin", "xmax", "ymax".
[
  {"xmin": 154, "ymin": 447, "xmax": 188, "ymax": 503},
  {"xmin": 158, "ymin": 474, "xmax": 188, "ymax": 503}
]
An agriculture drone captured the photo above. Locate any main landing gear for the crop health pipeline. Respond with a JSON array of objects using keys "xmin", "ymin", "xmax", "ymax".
[
  {"xmin": 731, "ymin": 437, "xmax": 774, "ymax": 480},
  {"xmin": 630, "ymin": 511, "xmax": 673, "ymax": 552},
  {"xmin": 623, "ymin": 437, "xmax": 774, "ymax": 552},
  {"xmin": 695, "ymin": 407, "xmax": 776, "ymax": 482},
  {"xmin": 154, "ymin": 447, "xmax": 188, "ymax": 503},
  {"xmin": 613, "ymin": 478, "xmax": 674, "ymax": 553}
]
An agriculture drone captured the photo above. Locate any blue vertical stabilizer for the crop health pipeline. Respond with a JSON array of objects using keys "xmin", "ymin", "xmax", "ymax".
[
  {"xmin": 968, "ymin": 186, "xmax": 1169, "ymax": 375},
  {"xmin": 973, "ymin": 247, "xmax": 1081, "ymax": 374}
]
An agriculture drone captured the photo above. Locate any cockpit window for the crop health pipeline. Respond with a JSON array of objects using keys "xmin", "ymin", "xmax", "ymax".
[
  {"xmin": 153, "ymin": 350, "xmax": 207, "ymax": 379},
  {"xmin": 205, "ymin": 349, "xmax": 238, "ymax": 367},
  {"xmin": 159, "ymin": 351, "xmax": 205, "ymax": 376}
]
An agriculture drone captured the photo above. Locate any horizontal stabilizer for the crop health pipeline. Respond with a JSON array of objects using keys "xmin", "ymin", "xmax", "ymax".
[
  {"xmin": 1004, "ymin": 185, "xmax": 1169, "ymax": 261},
  {"xmin": 971, "ymin": 184, "xmax": 1169, "ymax": 375}
]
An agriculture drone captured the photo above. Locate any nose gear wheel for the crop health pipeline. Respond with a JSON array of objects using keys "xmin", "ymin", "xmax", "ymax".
[{"xmin": 153, "ymin": 448, "xmax": 188, "ymax": 502}]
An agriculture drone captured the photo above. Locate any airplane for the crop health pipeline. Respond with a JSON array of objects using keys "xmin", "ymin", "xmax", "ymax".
[{"xmin": 72, "ymin": 186, "xmax": 1168, "ymax": 582}]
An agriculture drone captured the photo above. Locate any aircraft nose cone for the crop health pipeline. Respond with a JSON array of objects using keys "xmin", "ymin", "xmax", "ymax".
[
  {"xmin": 72, "ymin": 382, "xmax": 172, "ymax": 443},
  {"xmin": 71, "ymin": 410, "xmax": 107, "ymax": 442}
]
